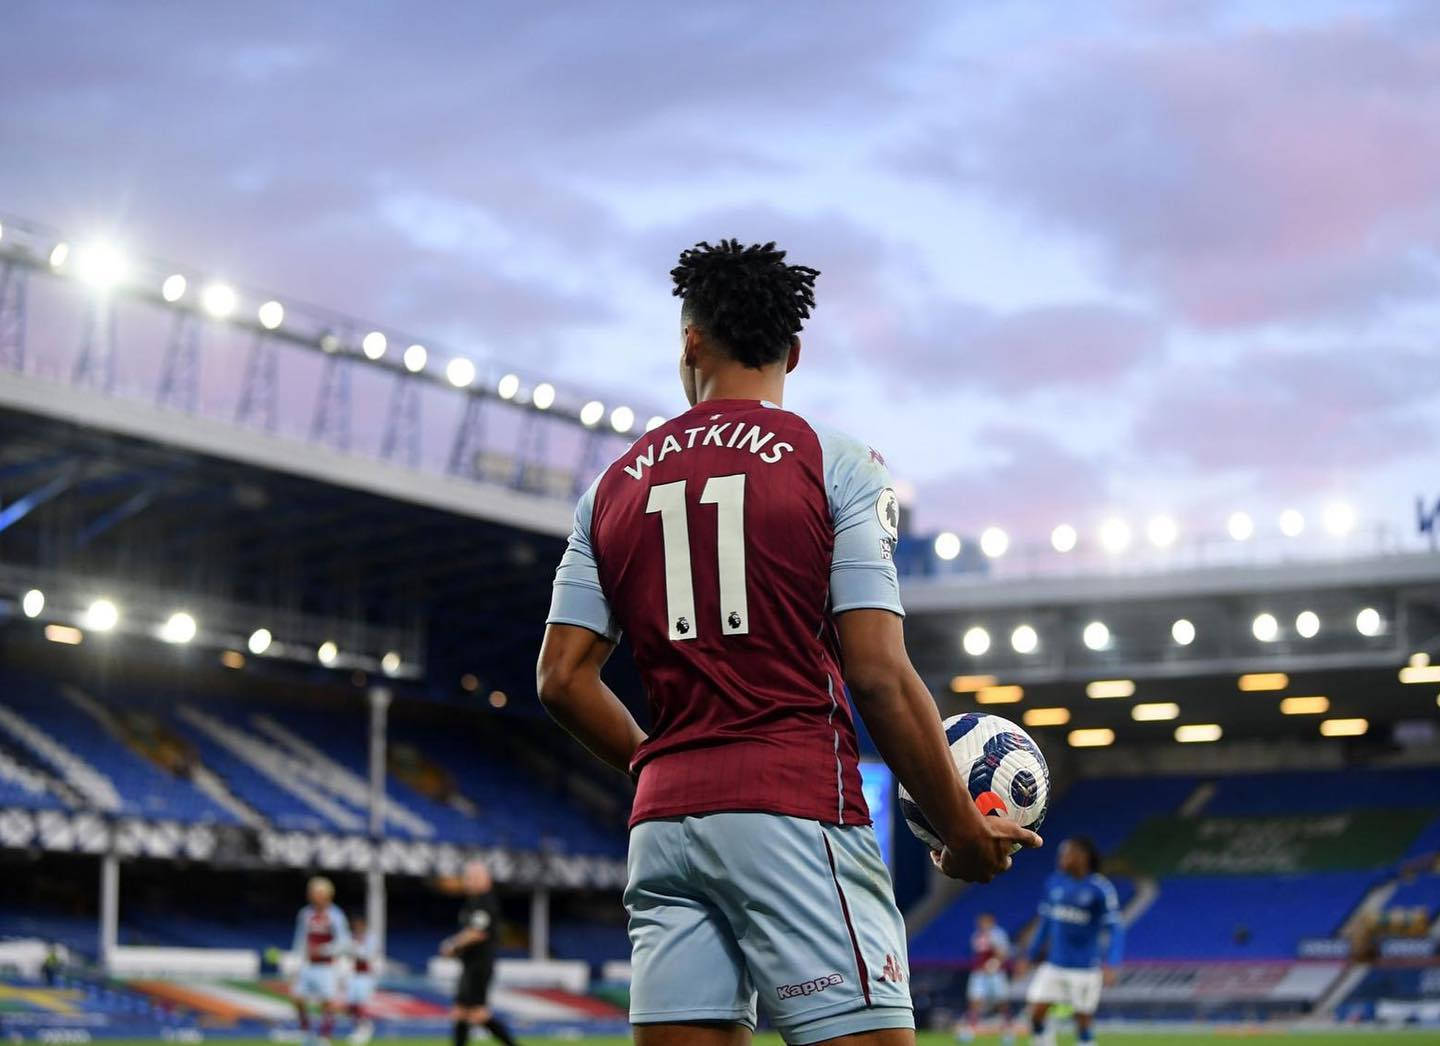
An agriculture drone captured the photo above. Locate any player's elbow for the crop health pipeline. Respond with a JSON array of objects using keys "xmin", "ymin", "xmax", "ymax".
[
  {"xmin": 843, "ymin": 653, "xmax": 908, "ymax": 710},
  {"xmin": 535, "ymin": 654, "xmax": 582, "ymax": 712}
]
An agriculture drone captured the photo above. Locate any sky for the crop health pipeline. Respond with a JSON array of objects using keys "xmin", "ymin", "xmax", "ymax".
[{"xmin": 3, "ymin": 0, "xmax": 1438, "ymax": 548}]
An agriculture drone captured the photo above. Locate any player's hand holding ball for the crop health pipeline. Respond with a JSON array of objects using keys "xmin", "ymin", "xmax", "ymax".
[{"xmin": 902, "ymin": 712, "xmax": 1049, "ymax": 882}]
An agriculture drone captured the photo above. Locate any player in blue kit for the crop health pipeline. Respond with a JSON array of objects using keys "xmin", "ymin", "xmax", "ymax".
[{"xmin": 1015, "ymin": 837, "xmax": 1123, "ymax": 1046}]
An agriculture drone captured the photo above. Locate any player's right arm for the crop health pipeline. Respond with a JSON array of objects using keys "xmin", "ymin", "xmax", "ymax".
[
  {"xmin": 838, "ymin": 610, "xmax": 1040, "ymax": 882},
  {"xmin": 823, "ymin": 432, "xmax": 1039, "ymax": 882},
  {"xmin": 537, "ymin": 480, "xmax": 648, "ymax": 776},
  {"xmin": 292, "ymin": 908, "xmax": 307, "ymax": 964}
]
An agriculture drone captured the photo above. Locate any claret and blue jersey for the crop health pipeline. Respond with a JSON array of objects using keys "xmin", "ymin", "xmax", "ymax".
[{"xmin": 1028, "ymin": 872, "xmax": 1125, "ymax": 970}]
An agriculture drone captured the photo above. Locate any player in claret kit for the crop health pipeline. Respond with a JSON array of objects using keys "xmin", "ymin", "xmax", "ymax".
[
  {"xmin": 538, "ymin": 239, "xmax": 1041, "ymax": 1046},
  {"xmin": 1016, "ymin": 837, "xmax": 1124, "ymax": 1046},
  {"xmin": 958, "ymin": 913, "xmax": 1014, "ymax": 1045},
  {"xmin": 291, "ymin": 876, "xmax": 350, "ymax": 1046},
  {"xmin": 345, "ymin": 914, "xmax": 378, "ymax": 1045}
]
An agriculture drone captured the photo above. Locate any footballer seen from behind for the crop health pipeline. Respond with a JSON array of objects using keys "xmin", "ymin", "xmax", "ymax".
[{"xmin": 538, "ymin": 239, "xmax": 1042, "ymax": 1046}]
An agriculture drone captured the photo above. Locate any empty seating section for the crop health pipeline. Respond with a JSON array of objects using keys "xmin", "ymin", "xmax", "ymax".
[
  {"xmin": 1124, "ymin": 871, "xmax": 1379, "ymax": 959},
  {"xmin": 0, "ymin": 673, "xmax": 625, "ymax": 857},
  {"xmin": 913, "ymin": 767, "xmax": 1440, "ymax": 964}
]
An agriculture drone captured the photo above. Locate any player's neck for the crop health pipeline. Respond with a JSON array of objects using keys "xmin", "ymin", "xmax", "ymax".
[{"xmin": 694, "ymin": 366, "xmax": 785, "ymax": 407}]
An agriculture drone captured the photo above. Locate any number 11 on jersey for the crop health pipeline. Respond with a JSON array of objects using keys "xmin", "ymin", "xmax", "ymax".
[{"xmin": 645, "ymin": 474, "xmax": 749, "ymax": 641}]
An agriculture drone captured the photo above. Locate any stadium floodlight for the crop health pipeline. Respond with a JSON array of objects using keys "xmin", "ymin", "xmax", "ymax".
[
  {"xmin": 1319, "ymin": 717, "xmax": 1368, "ymax": 737},
  {"xmin": 402, "ymin": 344, "xmax": 427, "ymax": 373},
  {"xmin": 976, "ymin": 685, "xmax": 1022, "ymax": 704},
  {"xmin": 949, "ymin": 674, "xmax": 997, "ymax": 693},
  {"xmin": 533, "ymin": 382, "xmax": 556, "ymax": 410},
  {"xmin": 74, "ymin": 243, "xmax": 128, "ymax": 290},
  {"xmin": 361, "ymin": 331, "xmax": 388, "ymax": 360},
  {"xmin": 257, "ymin": 300, "xmax": 285, "ymax": 330},
  {"xmin": 1398, "ymin": 664, "xmax": 1440, "ymax": 684},
  {"xmin": 1295, "ymin": 610, "xmax": 1320, "ymax": 639},
  {"xmin": 247, "ymin": 627, "xmax": 272, "ymax": 655},
  {"xmin": 1146, "ymin": 514, "xmax": 1178, "ymax": 549},
  {"xmin": 1050, "ymin": 523, "xmax": 1077, "ymax": 553},
  {"xmin": 381, "ymin": 651, "xmax": 401, "ymax": 676},
  {"xmin": 83, "ymin": 598, "xmax": 119, "ymax": 632},
  {"xmin": 1171, "ymin": 618, "xmax": 1196, "ymax": 646},
  {"xmin": 1023, "ymin": 707, "xmax": 1071, "ymax": 727},
  {"xmin": 1323, "ymin": 501, "xmax": 1356, "ymax": 537},
  {"xmin": 318, "ymin": 332, "xmax": 342, "ymax": 354},
  {"xmin": 497, "ymin": 373, "xmax": 521, "ymax": 400},
  {"xmin": 1227, "ymin": 511, "xmax": 1254, "ymax": 541},
  {"xmin": 1279, "ymin": 508, "xmax": 1305, "ymax": 537},
  {"xmin": 460, "ymin": 673, "xmax": 480, "ymax": 692},
  {"xmin": 934, "ymin": 532, "xmax": 961, "ymax": 560},
  {"xmin": 1238, "ymin": 672, "xmax": 1288, "ymax": 692},
  {"xmin": 1175, "ymin": 723, "xmax": 1222, "ymax": 743},
  {"xmin": 1280, "ymin": 696, "xmax": 1330, "ymax": 715},
  {"xmin": 45, "ymin": 624, "xmax": 83, "ymax": 645},
  {"xmin": 646, "ymin": 415, "xmax": 666, "ymax": 432},
  {"xmin": 1086, "ymin": 679, "xmax": 1134, "ymax": 699},
  {"xmin": 160, "ymin": 611, "xmax": 197, "ymax": 644},
  {"xmin": 161, "ymin": 274, "xmax": 187, "ymax": 302},
  {"xmin": 1011, "ymin": 624, "xmax": 1039, "ymax": 655},
  {"xmin": 579, "ymin": 400, "xmax": 605, "ymax": 427},
  {"xmin": 317, "ymin": 640, "xmax": 338, "ymax": 665},
  {"xmin": 1068, "ymin": 728, "xmax": 1115, "ymax": 748},
  {"xmin": 962, "ymin": 626, "xmax": 991, "ymax": 657},
  {"xmin": 21, "ymin": 589, "xmax": 44, "ymax": 618},
  {"xmin": 1098, "ymin": 517, "xmax": 1130, "ymax": 554},
  {"xmin": 0, "ymin": 220, "xmax": 4, "ymax": 241},
  {"xmin": 1355, "ymin": 607, "xmax": 1383, "ymax": 637},
  {"xmin": 610, "ymin": 405, "xmax": 635, "ymax": 434},
  {"xmin": 446, "ymin": 357, "xmax": 476, "ymax": 388},
  {"xmin": 49, "ymin": 242, "xmax": 70, "ymax": 269},
  {"xmin": 220, "ymin": 651, "xmax": 245, "ymax": 669},
  {"xmin": 201, "ymin": 282, "xmax": 237, "ymax": 319},
  {"xmin": 1252, "ymin": 613, "xmax": 1279, "ymax": 642},
  {"xmin": 489, "ymin": 690, "xmax": 508, "ymax": 708},
  {"xmin": 1082, "ymin": 621, "xmax": 1110, "ymax": 651},
  {"xmin": 979, "ymin": 526, "xmax": 1009, "ymax": 558},
  {"xmin": 1411, "ymin": 652, "xmax": 1430, "ymax": 668},
  {"xmin": 1132, "ymin": 702, "xmax": 1180, "ymax": 722}
]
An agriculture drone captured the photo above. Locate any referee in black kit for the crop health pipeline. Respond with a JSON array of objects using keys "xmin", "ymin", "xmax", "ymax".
[{"xmin": 441, "ymin": 860, "xmax": 521, "ymax": 1046}]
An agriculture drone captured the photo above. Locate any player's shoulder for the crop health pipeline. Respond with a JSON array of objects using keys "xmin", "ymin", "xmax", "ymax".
[{"xmin": 1089, "ymin": 872, "xmax": 1120, "ymax": 898}]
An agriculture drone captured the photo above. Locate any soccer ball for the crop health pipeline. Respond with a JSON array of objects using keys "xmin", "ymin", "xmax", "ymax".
[{"xmin": 899, "ymin": 712, "xmax": 1049, "ymax": 853}]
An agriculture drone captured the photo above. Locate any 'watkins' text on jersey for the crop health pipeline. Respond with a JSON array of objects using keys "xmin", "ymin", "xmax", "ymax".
[{"xmin": 624, "ymin": 421, "xmax": 794, "ymax": 479}]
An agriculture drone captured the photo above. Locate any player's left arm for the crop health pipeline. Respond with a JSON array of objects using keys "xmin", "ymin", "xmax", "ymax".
[
  {"xmin": 1099, "ymin": 877, "xmax": 1125, "ymax": 983},
  {"xmin": 537, "ymin": 480, "xmax": 648, "ymax": 775},
  {"xmin": 331, "ymin": 908, "xmax": 351, "ymax": 959}
]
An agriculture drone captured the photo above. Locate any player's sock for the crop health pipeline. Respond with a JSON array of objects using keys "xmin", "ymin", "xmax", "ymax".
[
  {"xmin": 451, "ymin": 1019, "xmax": 468, "ymax": 1046},
  {"xmin": 482, "ymin": 1016, "xmax": 520, "ymax": 1046},
  {"xmin": 1078, "ymin": 1023, "xmax": 1095, "ymax": 1043},
  {"xmin": 319, "ymin": 1012, "xmax": 334, "ymax": 1041},
  {"xmin": 297, "ymin": 1011, "xmax": 311, "ymax": 1031}
]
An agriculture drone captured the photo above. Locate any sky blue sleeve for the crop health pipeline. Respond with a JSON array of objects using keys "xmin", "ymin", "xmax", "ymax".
[
  {"xmin": 331, "ymin": 908, "xmax": 351, "ymax": 958},
  {"xmin": 818, "ymin": 428, "xmax": 904, "ymax": 616},
  {"xmin": 546, "ymin": 478, "xmax": 620, "ymax": 641}
]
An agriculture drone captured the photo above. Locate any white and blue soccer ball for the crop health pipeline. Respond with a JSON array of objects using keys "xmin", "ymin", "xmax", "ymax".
[{"xmin": 899, "ymin": 712, "xmax": 1049, "ymax": 853}]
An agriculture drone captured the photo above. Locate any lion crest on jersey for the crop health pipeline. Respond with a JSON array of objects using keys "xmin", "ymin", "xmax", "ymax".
[{"xmin": 876, "ymin": 488, "xmax": 900, "ymax": 540}]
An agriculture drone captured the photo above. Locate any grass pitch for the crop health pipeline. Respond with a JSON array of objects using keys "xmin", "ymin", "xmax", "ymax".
[{"xmin": 95, "ymin": 1034, "xmax": 1433, "ymax": 1045}]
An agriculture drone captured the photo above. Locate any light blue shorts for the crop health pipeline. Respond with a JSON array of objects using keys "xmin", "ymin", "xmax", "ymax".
[
  {"xmin": 967, "ymin": 970, "xmax": 1009, "ymax": 1003},
  {"xmin": 293, "ymin": 963, "xmax": 336, "ymax": 1002},
  {"xmin": 347, "ymin": 973, "xmax": 375, "ymax": 1005},
  {"xmin": 625, "ymin": 813, "xmax": 913, "ymax": 1044}
]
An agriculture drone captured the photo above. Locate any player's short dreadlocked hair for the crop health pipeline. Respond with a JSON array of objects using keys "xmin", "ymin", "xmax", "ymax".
[
  {"xmin": 671, "ymin": 239, "xmax": 820, "ymax": 368},
  {"xmin": 1069, "ymin": 835, "xmax": 1103, "ymax": 874}
]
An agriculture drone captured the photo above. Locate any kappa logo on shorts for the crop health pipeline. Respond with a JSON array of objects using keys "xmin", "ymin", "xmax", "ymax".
[
  {"xmin": 776, "ymin": 972, "xmax": 844, "ymax": 999},
  {"xmin": 877, "ymin": 953, "xmax": 906, "ymax": 983}
]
